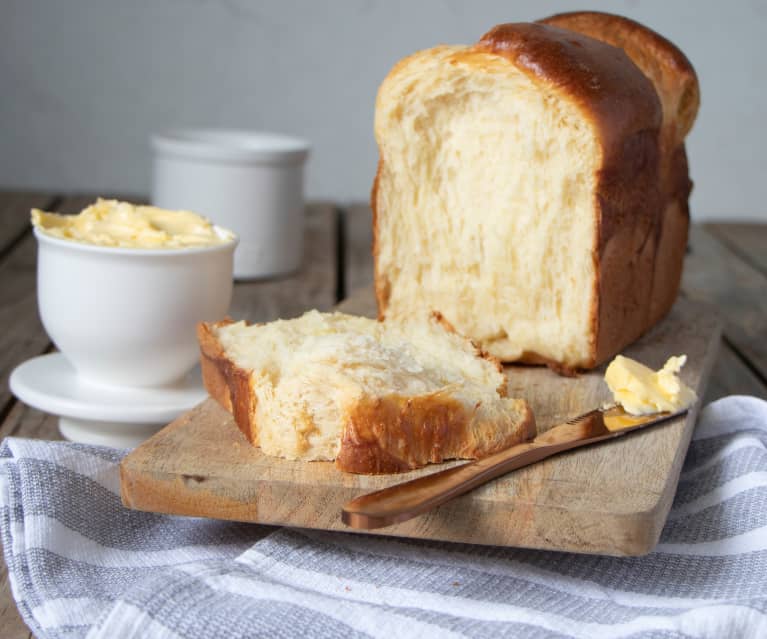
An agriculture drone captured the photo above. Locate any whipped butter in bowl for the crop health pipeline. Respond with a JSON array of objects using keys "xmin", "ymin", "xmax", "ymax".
[
  {"xmin": 32, "ymin": 198, "xmax": 234, "ymax": 249},
  {"xmin": 33, "ymin": 199, "xmax": 237, "ymax": 388}
]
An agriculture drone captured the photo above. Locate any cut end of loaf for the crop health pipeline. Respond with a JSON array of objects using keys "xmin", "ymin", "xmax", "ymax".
[
  {"xmin": 198, "ymin": 311, "xmax": 534, "ymax": 474},
  {"xmin": 373, "ymin": 45, "xmax": 601, "ymax": 369}
]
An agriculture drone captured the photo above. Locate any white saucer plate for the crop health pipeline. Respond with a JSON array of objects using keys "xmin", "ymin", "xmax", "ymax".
[{"xmin": 9, "ymin": 353, "xmax": 207, "ymax": 447}]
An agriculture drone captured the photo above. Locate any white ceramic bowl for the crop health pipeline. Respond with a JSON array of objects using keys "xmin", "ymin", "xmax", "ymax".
[
  {"xmin": 151, "ymin": 129, "xmax": 310, "ymax": 280},
  {"xmin": 35, "ymin": 227, "xmax": 237, "ymax": 388}
]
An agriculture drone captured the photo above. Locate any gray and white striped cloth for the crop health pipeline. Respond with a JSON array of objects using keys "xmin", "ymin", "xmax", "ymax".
[{"xmin": 1, "ymin": 395, "xmax": 766, "ymax": 639}]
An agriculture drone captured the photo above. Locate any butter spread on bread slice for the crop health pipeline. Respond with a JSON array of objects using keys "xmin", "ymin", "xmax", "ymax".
[
  {"xmin": 372, "ymin": 13, "xmax": 699, "ymax": 373},
  {"xmin": 198, "ymin": 311, "xmax": 534, "ymax": 474}
]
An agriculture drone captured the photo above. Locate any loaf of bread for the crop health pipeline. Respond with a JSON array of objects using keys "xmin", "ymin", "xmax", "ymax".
[
  {"xmin": 372, "ymin": 12, "xmax": 699, "ymax": 373},
  {"xmin": 198, "ymin": 311, "xmax": 535, "ymax": 474}
]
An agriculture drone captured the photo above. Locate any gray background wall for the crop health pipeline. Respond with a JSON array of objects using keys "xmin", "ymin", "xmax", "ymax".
[{"xmin": 2, "ymin": 0, "xmax": 765, "ymax": 221}]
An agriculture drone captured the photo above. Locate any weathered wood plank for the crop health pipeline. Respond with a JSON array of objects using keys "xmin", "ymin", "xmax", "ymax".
[
  {"xmin": 0, "ymin": 230, "xmax": 51, "ymax": 421},
  {"xmin": 682, "ymin": 225, "xmax": 767, "ymax": 384},
  {"xmin": 0, "ymin": 234, "xmax": 45, "ymax": 412},
  {"xmin": 705, "ymin": 222, "xmax": 767, "ymax": 277},
  {"xmin": 0, "ymin": 192, "xmax": 55, "ymax": 258},
  {"xmin": 229, "ymin": 203, "xmax": 338, "ymax": 322},
  {"xmin": 344, "ymin": 204, "xmax": 374, "ymax": 298},
  {"xmin": 704, "ymin": 340, "xmax": 767, "ymax": 403},
  {"xmin": 0, "ymin": 400, "xmax": 62, "ymax": 441}
]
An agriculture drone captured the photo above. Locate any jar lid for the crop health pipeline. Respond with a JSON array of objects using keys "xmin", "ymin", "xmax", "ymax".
[{"xmin": 152, "ymin": 129, "xmax": 310, "ymax": 165}]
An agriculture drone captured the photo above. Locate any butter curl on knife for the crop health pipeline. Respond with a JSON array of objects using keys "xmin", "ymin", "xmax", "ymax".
[{"xmin": 604, "ymin": 354, "xmax": 697, "ymax": 418}]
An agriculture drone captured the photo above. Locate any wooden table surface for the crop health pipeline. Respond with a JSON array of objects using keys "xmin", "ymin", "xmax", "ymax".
[{"xmin": 1, "ymin": 191, "xmax": 766, "ymax": 636}]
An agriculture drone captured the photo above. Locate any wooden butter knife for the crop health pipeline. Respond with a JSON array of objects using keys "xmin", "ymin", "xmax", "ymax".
[{"xmin": 342, "ymin": 404, "xmax": 689, "ymax": 530}]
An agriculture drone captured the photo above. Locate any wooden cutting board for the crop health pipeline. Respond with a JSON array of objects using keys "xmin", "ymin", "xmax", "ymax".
[{"xmin": 120, "ymin": 290, "xmax": 721, "ymax": 556}]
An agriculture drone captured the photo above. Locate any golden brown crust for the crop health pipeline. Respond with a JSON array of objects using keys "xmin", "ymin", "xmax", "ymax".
[
  {"xmin": 538, "ymin": 11, "xmax": 699, "ymax": 147},
  {"xmin": 197, "ymin": 320, "xmax": 259, "ymax": 446},
  {"xmin": 336, "ymin": 395, "xmax": 536, "ymax": 474},
  {"xmin": 477, "ymin": 22, "xmax": 662, "ymax": 157},
  {"xmin": 536, "ymin": 12, "xmax": 699, "ymax": 366}
]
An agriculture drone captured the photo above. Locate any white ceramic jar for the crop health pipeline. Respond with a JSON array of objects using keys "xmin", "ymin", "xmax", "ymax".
[
  {"xmin": 151, "ymin": 129, "xmax": 310, "ymax": 280},
  {"xmin": 35, "ymin": 228, "xmax": 237, "ymax": 388}
]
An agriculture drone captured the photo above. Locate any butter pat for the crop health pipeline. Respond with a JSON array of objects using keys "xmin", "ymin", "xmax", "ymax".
[
  {"xmin": 604, "ymin": 354, "xmax": 696, "ymax": 416},
  {"xmin": 31, "ymin": 198, "xmax": 234, "ymax": 249}
]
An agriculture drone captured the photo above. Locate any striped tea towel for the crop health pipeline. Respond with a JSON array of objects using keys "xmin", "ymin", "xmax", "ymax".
[{"xmin": 1, "ymin": 395, "xmax": 767, "ymax": 639}]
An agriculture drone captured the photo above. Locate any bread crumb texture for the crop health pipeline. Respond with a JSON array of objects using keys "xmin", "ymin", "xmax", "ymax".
[{"xmin": 374, "ymin": 46, "xmax": 599, "ymax": 367}]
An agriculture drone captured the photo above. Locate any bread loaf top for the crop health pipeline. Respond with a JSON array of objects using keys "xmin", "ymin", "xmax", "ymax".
[
  {"xmin": 470, "ymin": 21, "xmax": 667, "ymax": 266},
  {"xmin": 477, "ymin": 22, "xmax": 661, "ymax": 162},
  {"xmin": 539, "ymin": 11, "xmax": 699, "ymax": 213},
  {"xmin": 539, "ymin": 11, "xmax": 699, "ymax": 148}
]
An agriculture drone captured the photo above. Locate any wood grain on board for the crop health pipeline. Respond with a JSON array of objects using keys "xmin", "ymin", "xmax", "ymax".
[{"xmin": 122, "ymin": 292, "xmax": 720, "ymax": 556}]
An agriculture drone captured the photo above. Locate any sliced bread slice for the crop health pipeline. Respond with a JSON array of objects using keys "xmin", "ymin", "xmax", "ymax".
[{"xmin": 198, "ymin": 310, "xmax": 535, "ymax": 474}]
